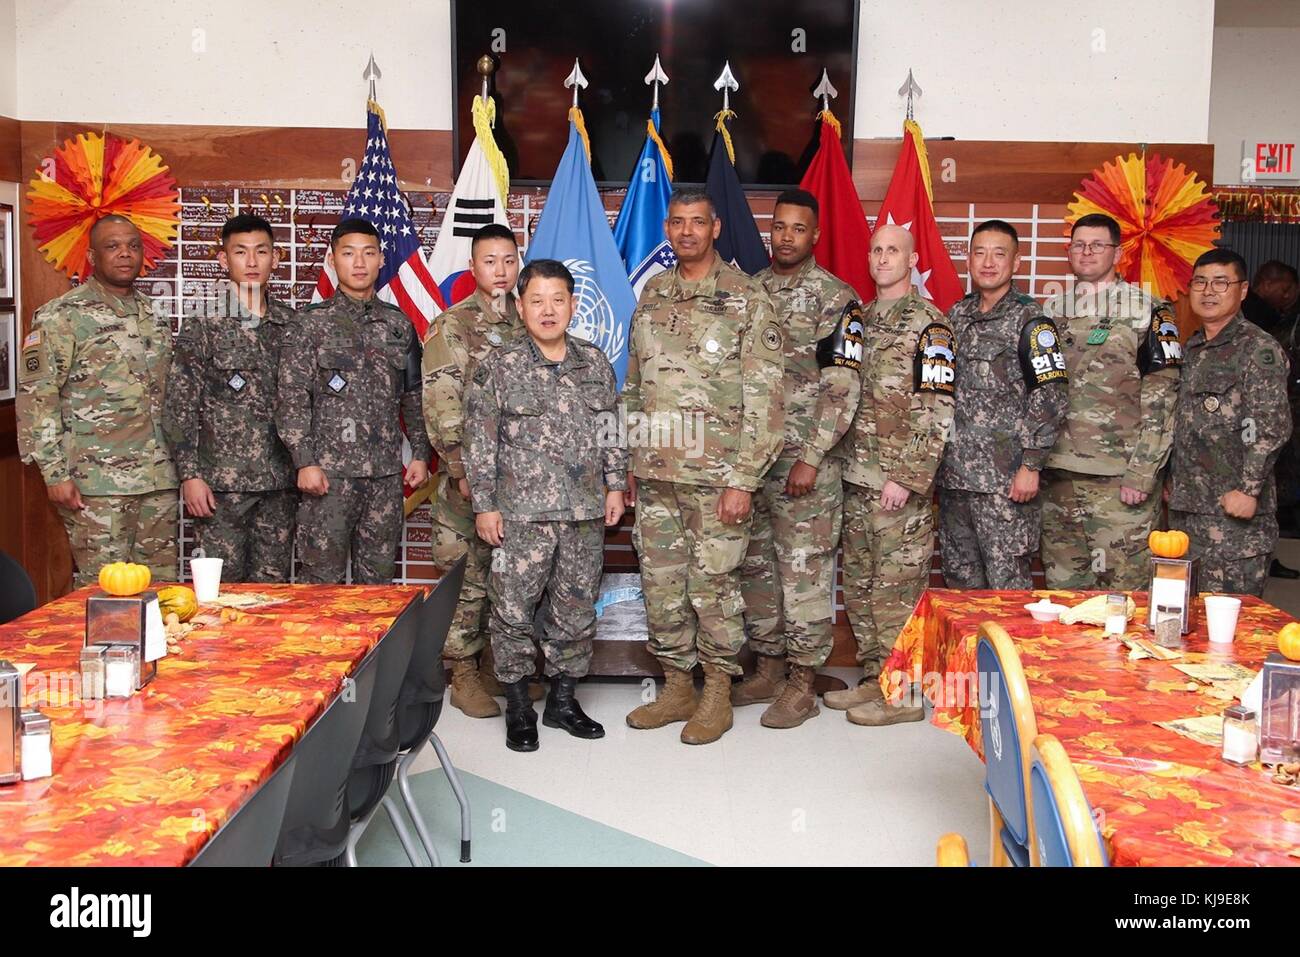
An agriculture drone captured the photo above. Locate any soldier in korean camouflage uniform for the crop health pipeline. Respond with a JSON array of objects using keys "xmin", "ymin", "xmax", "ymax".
[
  {"xmin": 939, "ymin": 221, "xmax": 1068, "ymax": 589},
  {"xmin": 164, "ymin": 215, "xmax": 298, "ymax": 582},
  {"xmin": 275, "ymin": 219, "xmax": 430, "ymax": 584},
  {"xmin": 421, "ymin": 223, "xmax": 529, "ymax": 718},
  {"xmin": 17, "ymin": 215, "xmax": 179, "ymax": 587},
  {"xmin": 1041, "ymin": 214, "xmax": 1181, "ymax": 590},
  {"xmin": 1169, "ymin": 250, "xmax": 1291, "ymax": 596},
  {"xmin": 734, "ymin": 189, "xmax": 862, "ymax": 729},
  {"xmin": 622, "ymin": 187, "xmax": 785, "ymax": 746},
  {"xmin": 826, "ymin": 224, "xmax": 954, "ymax": 728},
  {"xmin": 465, "ymin": 259, "xmax": 626, "ymax": 752}
]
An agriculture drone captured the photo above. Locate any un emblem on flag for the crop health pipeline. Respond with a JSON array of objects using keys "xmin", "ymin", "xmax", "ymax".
[{"xmin": 564, "ymin": 258, "xmax": 626, "ymax": 364}]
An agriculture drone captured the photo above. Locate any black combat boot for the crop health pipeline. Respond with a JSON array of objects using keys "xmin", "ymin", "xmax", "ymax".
[
  {"xmin": 542, "ymin": 675, "xmax": 605, "ymax": 739},
  {"xmin": 502, "ymin": 679, "xmax": 539, "ymax": 752}
]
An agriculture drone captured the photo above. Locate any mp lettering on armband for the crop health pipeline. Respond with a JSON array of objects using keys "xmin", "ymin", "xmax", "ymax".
[
  {"xmin": 913, "ymin": 322, "xmax": 956, "ymax": 395},
  {"xmin": 1138, "ymin": 304, "xmax": 1183, "ymax": 375},
  {"xmin": 816, "ymin": 300, "xmax": 865, "ymax": 371}
]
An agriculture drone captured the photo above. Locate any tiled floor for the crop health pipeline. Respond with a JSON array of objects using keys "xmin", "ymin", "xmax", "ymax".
[{"xmin": 358, "ymin": 538, "xmax": 1300, "ymax": 867}]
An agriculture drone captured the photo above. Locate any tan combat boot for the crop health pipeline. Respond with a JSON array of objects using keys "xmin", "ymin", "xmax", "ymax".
[
  {"xmin": 681, "ymin": 664, "xmax": 734, "ymax": 745},
  {"xmin": 730, "ymin": 653, "xmax": 786, "ymax": 707},
  {"xmin": 626, "ymin": 665, "xmax": 699, "ymax": 729},
  {"xmin": 477, "ymin": 645, "xmax": 504, "ymax": 698},
  {"xmin": 449, "ymin": 657, "xmax": 502, "ymax": 718},
  {"xmin": 760, "ymin": 664, "xmax": 820, "ymax": 729},
  {"xmin": 846, "ymin": 694, "xmax": 924, "ymax": 727},
  {"xmin": 823, "ymin": 676, "xmax": 884, "ymax": 710}
]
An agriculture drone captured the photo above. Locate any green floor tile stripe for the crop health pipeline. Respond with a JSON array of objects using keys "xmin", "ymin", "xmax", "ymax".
[{"xmin": 355, "ymin": 767, "xmax": 710, "ymax": 867}]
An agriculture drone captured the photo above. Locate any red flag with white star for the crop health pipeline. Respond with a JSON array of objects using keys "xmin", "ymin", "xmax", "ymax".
[
  {"xmin": 873, "ymin": 119, "xmax": 964, "ymax": 311},
  {"xmin": 798, "ymin": 110, "xmax": 873, "ymax": 300}
]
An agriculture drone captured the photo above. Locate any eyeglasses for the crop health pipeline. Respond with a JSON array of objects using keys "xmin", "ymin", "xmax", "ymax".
[
  {"xmin": 1067, "ymin": 241, "xmax": 1118, "ymax": 254},
  {"xmin": 1189, "ymin": 277, "xmax": 1246, "ymax": 293}
]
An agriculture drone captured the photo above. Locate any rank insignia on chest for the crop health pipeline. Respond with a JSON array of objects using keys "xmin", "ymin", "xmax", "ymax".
[
  {"xmin": 1086, "ymin": 327, "xmax": 1109, "ymax": 345},
  {"xmin": 328, "ymin": 373, "xmax": 348, "ymax": 394},
  {"xmin": 227, "ymin": 373, "xmax": 247, "ymax": 393},
  {"xmin": 1203, "ymin": 395, "xmax": 1220, "ymax": 413}
]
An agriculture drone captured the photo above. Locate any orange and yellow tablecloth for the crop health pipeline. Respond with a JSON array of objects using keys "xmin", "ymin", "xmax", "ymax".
[
  {"xmin": 0, "ymin": 583, "xmax": 421, "ymax": 866},
  {"xmin": 882, "ymin": 589, "xmax": 1300, "ymax": 866}
]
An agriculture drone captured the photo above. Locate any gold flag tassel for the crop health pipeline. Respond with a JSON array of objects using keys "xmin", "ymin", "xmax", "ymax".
[
  {"xmin": 818, "ymin": 109, "xmax": 842, "ymax": 139},
  {"xmin": 647, "ymin": 117, "xmax": 674, "ymax": 181},
  {"xmin": 714, "ymin": 109, "xmax": 737, "ymax": 165},
  {"xmin": 569, "ymin": 106, "xmax": 592, "ymax": 162},
  {"xmin": 472, "ymin": 94, "xmax": 512, "ymax": 208}
]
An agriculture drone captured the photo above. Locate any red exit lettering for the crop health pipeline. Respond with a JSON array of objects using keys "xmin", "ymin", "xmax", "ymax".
[{"xmin": 1255, "ymin": 143, "xmax": 1295, "ymax": 174}]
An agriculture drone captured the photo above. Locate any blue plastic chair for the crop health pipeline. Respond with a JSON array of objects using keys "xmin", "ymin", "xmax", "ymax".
[
  {"xmin": 1029, "ymin": 734, "xmax": 1110, "ymax": 867},
  {"xmin": 976, "ymin": 622, "xmax": 1038, "ymax": 867}
]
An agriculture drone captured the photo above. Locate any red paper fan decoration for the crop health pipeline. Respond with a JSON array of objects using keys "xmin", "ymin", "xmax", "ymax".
[{"xmin": 26, "ymin": 132, "xmax": 180, "ymax": 280}]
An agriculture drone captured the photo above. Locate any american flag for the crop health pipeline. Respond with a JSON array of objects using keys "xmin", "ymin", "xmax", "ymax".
[{"xmin": 313, "ymin": 102, "xmax": 445, "ymax": 335}]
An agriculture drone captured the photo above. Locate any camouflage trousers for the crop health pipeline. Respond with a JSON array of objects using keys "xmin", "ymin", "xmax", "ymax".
[
  {"xmin": 740, "ymin": 457, "xmax": 842, "ymax": 667},
  {"xmin": 430, "ymin": 471, "xmax": 493, "ymax": 661},
  {"xmin": 60, "ymin": 489, "xmax": 179, "ymax": 589},
  {"xmin": 1170, "ymin": 508, "xmax": 1275, "ymax": 597},
  {"xmin": 487, "ymin": 518, "xmax": 604, "ymax": 684},
  {"xmin": 295, "ymin": 473, "xmax": 403, "ymax": 584},
  {"xmin": 191, "ymin": 489, "xmax": 295, "ymax": 583},
  {"xmin": 1041, "ymin": 470, "xmax": 1159, "ymax": 590},
  {"xmin": 633, "ymin": 479, "xmax": 751, "ymax": 677},
  {"xmin": 939, "ymin": 487, "xmax": 1039, "ymax": 589},
  {"xmin": 840, "ymin": 482, "xmax": 934, "ymax": 679}
]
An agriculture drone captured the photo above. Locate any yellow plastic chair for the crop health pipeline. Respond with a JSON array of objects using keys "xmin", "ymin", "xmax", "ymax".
[{"xmin": 935, "ymin": 832, "xmax": 971, "ymax": 866}]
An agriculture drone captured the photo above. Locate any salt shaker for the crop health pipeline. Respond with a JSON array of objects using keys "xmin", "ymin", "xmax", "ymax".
[
  {"xmin": 19, "ymin": 710, "xmax": 51, "ymax": 781},
  {"xmin": 1221, "ymin": 705, "xmax": 1258, "ymax": 766},
  {"xmin": 1104, "ymin": 593, "xmax": 1128, "ymax": 635}
]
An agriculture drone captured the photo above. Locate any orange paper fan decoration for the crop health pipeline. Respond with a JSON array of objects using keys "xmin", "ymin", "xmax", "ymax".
[
  {"xmin": 1065, "ymin": 152, "xmax": 1220, "ymax": 302},
  {"xmin": 26, "ymin": 132, "xmax": 181, "ymax": 280}
]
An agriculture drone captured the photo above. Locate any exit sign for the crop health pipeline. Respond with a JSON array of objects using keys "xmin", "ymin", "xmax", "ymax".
[{"xmin": 1245, "ymin": 140, "xmax": 1299, "ymax": 182}]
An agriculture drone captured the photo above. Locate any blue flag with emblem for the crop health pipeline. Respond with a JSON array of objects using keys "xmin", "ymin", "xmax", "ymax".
[
  {"xmin": 613, "ymin": 108, "xmax": 675, "ymax": 299},
  {"xmin": 527, "ymin": 113, "xmax": 637, "ymax": 387}
]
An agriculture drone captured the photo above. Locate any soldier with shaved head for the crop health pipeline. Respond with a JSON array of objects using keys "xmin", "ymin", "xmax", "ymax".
[
  {"xmin": 826, "ymin": 223, "xmax": 955, "ymax": 727},
  {"xmin": 18, "ymin": 214, "xmax": 180, "ymax": 587}
]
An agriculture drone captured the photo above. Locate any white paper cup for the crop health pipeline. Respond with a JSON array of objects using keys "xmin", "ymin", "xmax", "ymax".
[
  {"xmin": 190, "ymin": 557, "xmax": 224, "ymax": 602},
  {"xmin": 1203, "ymin": 595, "xmax": 1242, "ymax": 644}
]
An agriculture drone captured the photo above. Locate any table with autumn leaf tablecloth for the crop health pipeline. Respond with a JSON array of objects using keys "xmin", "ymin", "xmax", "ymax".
[
  {"xmin": 0, "ymin": 583, "xmax": 422, "ymax": 866},
  {"xmin": 881, "ymin": 589, "xmax": 1300, "ymax": 866}
]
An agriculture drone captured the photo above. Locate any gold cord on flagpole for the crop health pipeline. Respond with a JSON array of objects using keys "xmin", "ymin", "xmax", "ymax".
[
  {"xmin": 714, "ymin": 109, "xmax": 737, "ymax": 165},
  {"xmin": 647, "ymin": 117, "xmax": 675, "ymax": 181},
  {"xmin": 818, "ymin": 109, "xmax": 842, "ymax": 139},
  {"xmin": 569, "ymin": 106, "xmax": 592, "ymax": 162},
  {"xmin": 366, "ymin": 98, "xmax": 389, "ymax": 134},
  {"xmin": 473, "ymin": 94, "xmax": 512, "ymax": 207},
  {"xmin": 904, "ymin": 119, "xmax": 935, "ymax": 205}
]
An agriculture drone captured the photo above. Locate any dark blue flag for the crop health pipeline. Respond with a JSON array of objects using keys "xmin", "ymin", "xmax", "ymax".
[{"xmin": 705, "ymin": 128, "xmax": 768, "ymax": 275}]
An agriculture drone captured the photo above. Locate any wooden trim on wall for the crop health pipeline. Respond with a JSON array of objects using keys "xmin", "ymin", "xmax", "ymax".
[
  {"xmin": 854, "ymin": 139, "xmax": 1215, "ymax": 204},
  {"xmin": 0, "ymin": 115, "xmax": 20, "ymax": 182}
]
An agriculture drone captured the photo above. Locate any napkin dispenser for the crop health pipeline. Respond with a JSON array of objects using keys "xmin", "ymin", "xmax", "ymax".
[
  {"xmin": 85, "ymin": 591, "xmax": 162, "ymax": 688},
  {"xmin": 1146, "ymin": 557, "xmax": 1199, "ymax": 635},
  {"xmin": 0, "ymin": 660, "xmax": 20, "ymax": 785},
  {"xmin": 1259, "ymin": 652, "xmax": 1300, "ymax": 765}
]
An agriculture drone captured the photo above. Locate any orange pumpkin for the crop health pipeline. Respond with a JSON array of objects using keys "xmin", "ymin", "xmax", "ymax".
[
  {"xmin": 1148, "ymin": 530, "xmax": 1189, "ymax": 559},
  {"xmin": 98, "ymin": 562, "xmax": 151, "ymax": 596},
  {"xmin": 1279, "ymin": 622, "xmax": 1300, "ymax": 662}
]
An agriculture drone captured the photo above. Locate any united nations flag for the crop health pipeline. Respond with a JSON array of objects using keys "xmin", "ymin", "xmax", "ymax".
[{"xmin": 527, "ymin": 113, "xmax": 638, "ymax": 387}]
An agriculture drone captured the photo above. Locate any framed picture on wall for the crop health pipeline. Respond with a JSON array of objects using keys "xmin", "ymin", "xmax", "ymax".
[
  {"xmin": 0, "ymin": 311, "xmax": 14, "ymax": 402},
  {"xmin": 0, "ymin": 204, "xmax": 11, "ymax": 301}
]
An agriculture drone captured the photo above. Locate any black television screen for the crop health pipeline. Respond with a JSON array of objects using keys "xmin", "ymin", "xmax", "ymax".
[{"xmin": 451, "ymin": 0, "xmax": 858, "ymax": 188}]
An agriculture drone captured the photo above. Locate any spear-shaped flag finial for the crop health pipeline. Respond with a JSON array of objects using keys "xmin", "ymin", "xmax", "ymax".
[
  {"xmin": 813, "ymin": 68, "xmax": 838, "ymax": 114},
  {"xmin": 898, "ymin": 68, "xmax": 922, "ymax": 120},
  {"xmin": 565, "ymin": 58, "xmax": 589, "ymax": 109},
  {"xmin": 644, "ymin": 54, "xmax": 669, "ymax": 111},
  {"xmin": 363, "ymin": 52, "xmax": 382, "ymax": 101},
  {"xmin": 713, "ymin": 60, "xmax": 739, "ymax": 114}
]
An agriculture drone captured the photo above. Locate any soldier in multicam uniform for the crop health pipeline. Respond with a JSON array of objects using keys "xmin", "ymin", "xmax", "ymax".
[
  {"xmin": 464, "ymin": 259, "xmax": 627, "ymax": 752},
  {"xmin": 1040, "ymin": 213, "xmax": 1181, "ymax": 590},
  {"xmin": 421, "ymin": 223, "xmax": 534, "ymax": 718},
  {"xmin": 163, "ymin": 215, "xmax": 298, "ymax": 582},
  {"xmin": 275, "ymin": 218, "xmax": 430, "ymax": 584},
  {"xmin": 17, "ymin": 215, "xmax": 179, "ymax": 587},
  {"xmin": 938, "ymin": 220, "xmax": 1068, "ymax": 588},
  {"xmin": 1168, "ymin": 249, "xmax": 1291, "ymax": 596},
  {"xmin": 622, "ymin": 186, "xmax": 785, "ymax": 746},
  {"xmin": 825, "ymin": 223, "xmax": 954, "ymax": 727},
  {"xmin": 733, "ymin": 189, "xmax": 862, "ymax": 729}
]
